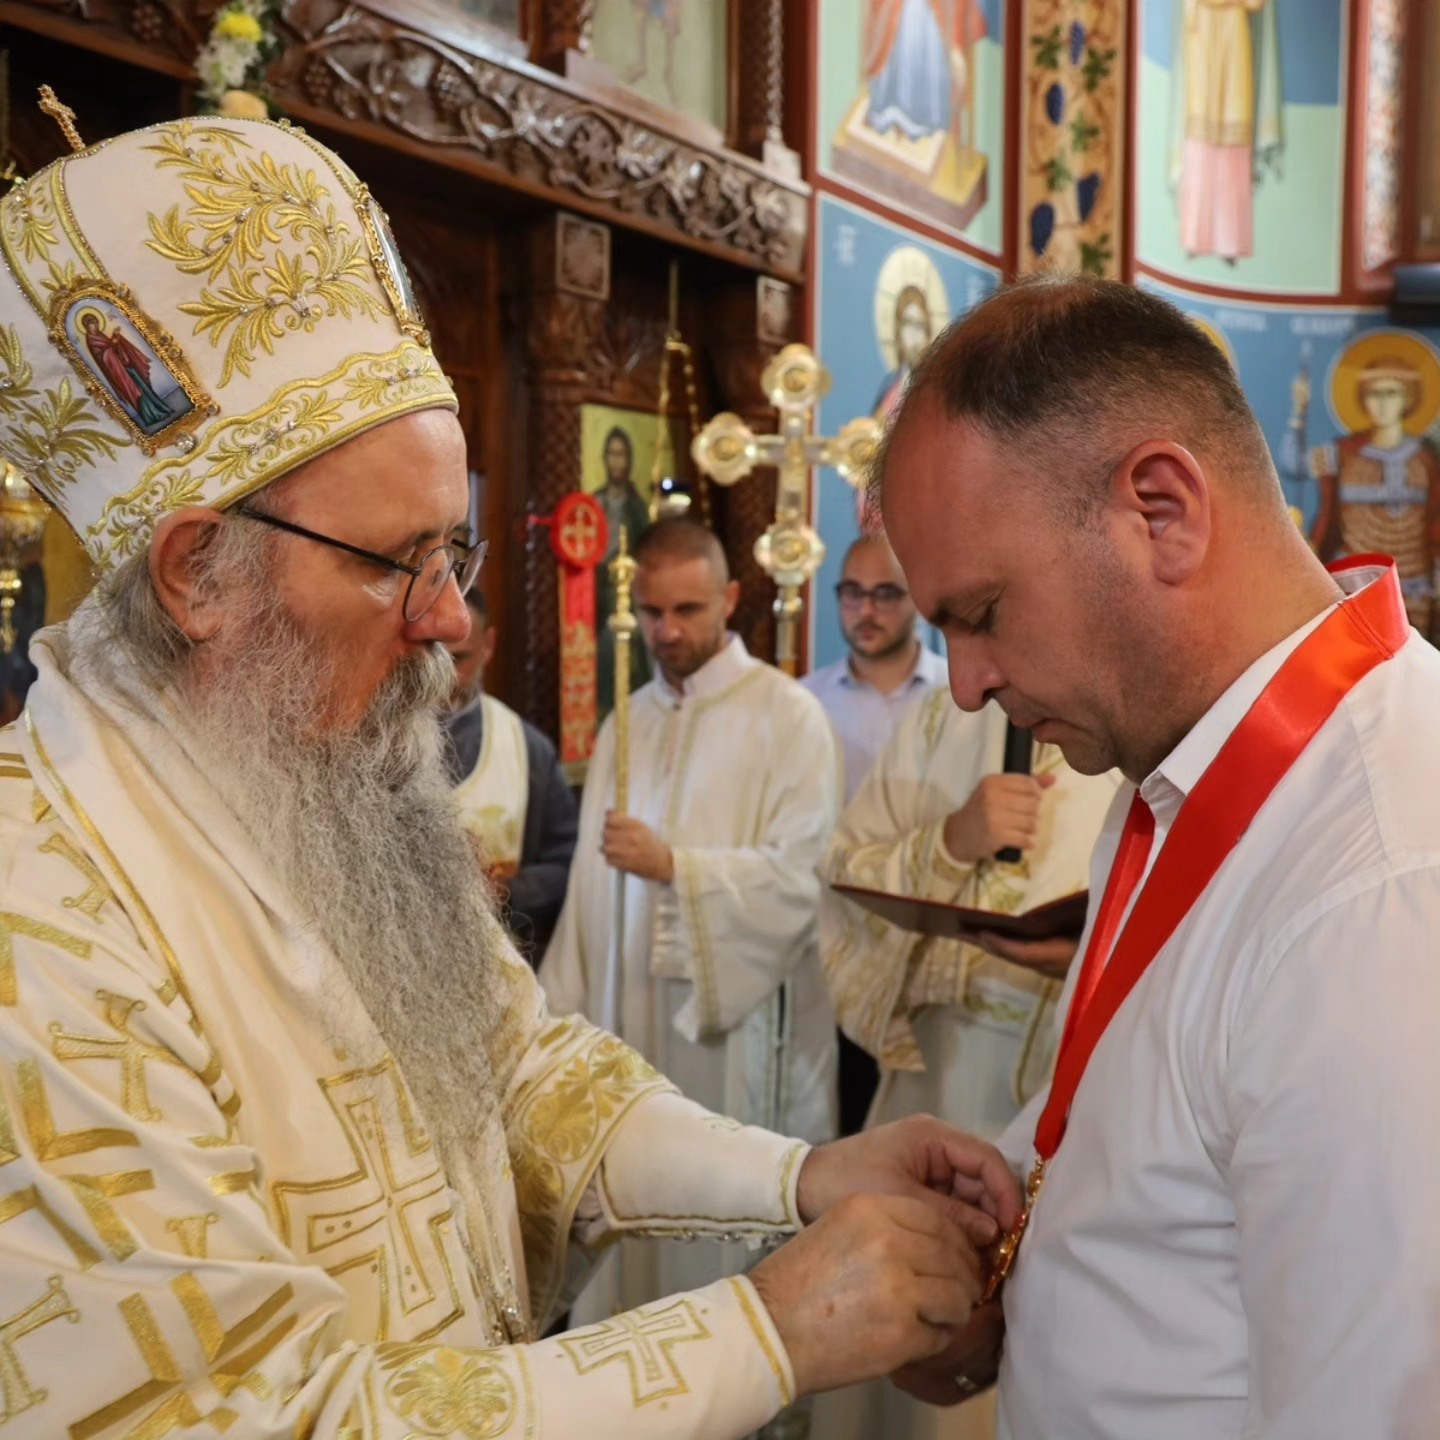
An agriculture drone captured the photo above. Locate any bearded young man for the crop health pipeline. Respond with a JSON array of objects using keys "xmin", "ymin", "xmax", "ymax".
[
  {"xmin": 803, "ymin": 534, "xmax": 946, "ymax": 805},
  {"xmin": 876, "ymin": 276, "xmax": 1440, "ymax": 1439},
  {"xmin": 0, "ymin": 114, "xmax": 1018, "ymax": 1439}
]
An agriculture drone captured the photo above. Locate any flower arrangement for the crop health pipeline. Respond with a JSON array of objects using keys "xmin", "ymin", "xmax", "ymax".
[{"xmin": 195, "ymin": 0, "xmax": 283, "ymax": 119}]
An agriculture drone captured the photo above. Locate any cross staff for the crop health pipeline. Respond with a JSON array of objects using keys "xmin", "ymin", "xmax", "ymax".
[
  {"xmin": 604, "ymin": 526, "xmax": 638, "ymax": 1037},
  {"xmin": 691, "ymin": 344, "xmax": 879, "ymax": 675}
]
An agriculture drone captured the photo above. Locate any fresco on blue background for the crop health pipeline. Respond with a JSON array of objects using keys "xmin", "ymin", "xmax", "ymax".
[
  {"xmin": 810, "ymin": 196, "xmax": 999, "ymax": 670},
  {"xmin": 1137, "ymin": 0, "xmax": 1349, "ymax": 294},
  {"xmin": 1143, "ymin": 277, "xmax": 1440, "ymax": 644}
]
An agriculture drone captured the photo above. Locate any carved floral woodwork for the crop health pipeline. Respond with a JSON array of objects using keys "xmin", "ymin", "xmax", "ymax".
[
  {"xmin": 2, "ymin": 0, "xmax": 807, "ymax": 277},
  {"xmin": 273, "ymin": 0, "xmax": 806, "ymax": 276}
]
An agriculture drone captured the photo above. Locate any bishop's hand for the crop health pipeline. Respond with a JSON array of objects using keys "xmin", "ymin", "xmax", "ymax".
[
  {"xmin": 796, "ymin": 1115, "xmax": 1023, "ymax": 1245},
  {"xmin": 750, "ymin": 1193, "xmax": 988, "ymax": 1397}
]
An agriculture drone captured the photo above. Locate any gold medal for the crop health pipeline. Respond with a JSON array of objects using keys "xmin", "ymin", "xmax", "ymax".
[{"xmin": 982, "ymin": 1158, "xmax": 1046, "ymax": 1302}]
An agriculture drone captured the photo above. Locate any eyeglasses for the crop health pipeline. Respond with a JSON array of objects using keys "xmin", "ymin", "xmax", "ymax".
[
  {"xmin": 237, "ymin": 506, "xmax": 488, "ymax": 622},
  {"xmin": 836, "ymin": 580, "xmax": 909, "ymax": 609}
]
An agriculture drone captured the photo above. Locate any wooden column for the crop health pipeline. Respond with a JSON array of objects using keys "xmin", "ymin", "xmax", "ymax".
[
  {"xmin": 518, "ymin": 211, "xmax": 611, "ymax": 739},
  {"xmin": 534, "ymin": 0, "xmax": 595, "ymax": 72},
  {"xmin": 710, "ymin": 275, "xmax": 794, "ymax": 665},
  {"xmin": 733, "ymin": 0, "xmax": 790, "ymax": 168}
]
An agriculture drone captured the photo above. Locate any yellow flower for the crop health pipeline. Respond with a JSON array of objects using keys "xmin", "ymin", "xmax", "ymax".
[
  {"xmin": 217, "ymin": 89, "xmax": 268, "ymax": 120},
  {"xmin": 215, "ymin": 10, "xmax": 264, "ymax": 42}
]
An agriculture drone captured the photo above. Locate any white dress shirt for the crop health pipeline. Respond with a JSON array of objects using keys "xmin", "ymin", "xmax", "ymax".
[{"xmin": 997, "ymin": 566, "xmax": 1440, "ymax": 1440}]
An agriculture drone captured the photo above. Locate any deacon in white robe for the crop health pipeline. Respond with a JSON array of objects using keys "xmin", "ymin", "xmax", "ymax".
[
  {"xmin": 0, "ymin": 113, "xmax": 1020, "ymax": 1440},
  {"xmin": 543, "ymin": 518, "xmax": 840, "ymax": 1316},
  {"xmin": 812, "ymin": 690, "xmax": 1117, "ymax": 1440}
]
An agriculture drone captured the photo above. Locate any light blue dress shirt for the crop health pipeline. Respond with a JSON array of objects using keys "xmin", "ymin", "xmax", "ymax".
[{"xmin": 801, "ymin": 644, "xmax": 948, "ymax": 802}]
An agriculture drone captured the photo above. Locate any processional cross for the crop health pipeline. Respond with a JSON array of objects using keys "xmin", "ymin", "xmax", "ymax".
[
  {"xmin": 690, "ymin": 345, "xmax": 880, "ymax": 675},
  {"xmin": 600, "ymin": 346, "xmax": 875, "ymax": 1046}
]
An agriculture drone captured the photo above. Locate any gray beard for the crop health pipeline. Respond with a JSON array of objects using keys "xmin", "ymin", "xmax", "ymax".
[{"xmin": 180, "ymin": 599, "xmax": 507, "ymax": 1186}]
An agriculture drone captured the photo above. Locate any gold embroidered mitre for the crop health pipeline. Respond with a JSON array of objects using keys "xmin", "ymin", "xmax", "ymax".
[{"xmin": 0, "ymin": 113, "xmax": 456, "ymax": 570}]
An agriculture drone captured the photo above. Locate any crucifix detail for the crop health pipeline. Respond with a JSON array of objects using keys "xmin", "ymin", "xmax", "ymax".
[{"xmin": 692, "ymin": 344, "xmax": 879, "ymax": 675}]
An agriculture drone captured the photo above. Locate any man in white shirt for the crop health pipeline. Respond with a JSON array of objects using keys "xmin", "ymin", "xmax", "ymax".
[{"xmin": 873, "ymin": 274, "xmax": 1440, "ymax": 1438}]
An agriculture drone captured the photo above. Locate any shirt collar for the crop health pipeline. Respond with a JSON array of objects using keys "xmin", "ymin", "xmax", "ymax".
[
  {"xmin": 1139, "ymin": 568, "xmax": 1383, "ymax": 823},
  {"xmin": 655, "ymin": 632, "xmax": 752, "ymax": 704},
  {"xmin": 839, "ymin": 642, "xmax": 942, "ymax": 692}
]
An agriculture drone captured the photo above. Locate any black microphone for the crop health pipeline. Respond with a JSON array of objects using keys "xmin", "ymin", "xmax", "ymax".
[{"xmin": 996, "ymin": 721, "xmax": 1034, "ymax": 864}]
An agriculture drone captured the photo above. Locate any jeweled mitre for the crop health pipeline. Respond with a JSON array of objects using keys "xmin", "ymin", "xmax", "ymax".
[{"xmin": 0, "ymin": 113, "xmax": 456, "ymax": 571}]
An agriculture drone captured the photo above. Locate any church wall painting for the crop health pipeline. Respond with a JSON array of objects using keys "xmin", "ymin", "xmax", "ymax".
[
  {"xmin": 578, "ymin": 402, "xmax": 664, "ymax": 717},
  {"xmin": 817, "ymin": 0, "xmax": 1008, "ymax": 253},
  {"xmin": 1136, "ymin": 0, "xmax": 1349, "ymax": 295},
  {"xmin": 590, "ymin": 0, "xmax": 730, "ymax": 134},
  {"xmin": 1143, "ymin": 276, "xmax": 1440, "ymax": 644},
  {"xmin": 810, "ymin": 196, "xmax": 999, "ymax": 671}
]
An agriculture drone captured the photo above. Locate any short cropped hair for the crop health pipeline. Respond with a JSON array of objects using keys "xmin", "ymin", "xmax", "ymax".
[
  {"xmin": 874, "ymin": 275, "xmax": 1279, "ymax": 524},
  {"xmin": 632, "ymin": 516, "xmax": 730, "ymax": 581}
]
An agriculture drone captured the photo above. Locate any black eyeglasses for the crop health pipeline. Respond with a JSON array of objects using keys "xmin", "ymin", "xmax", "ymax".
[
  {"xmin": 237, "ymin": 506, "xmax": 488, "ymax": 623},
  {"xmin": 836, "ymin": 580, "xmax": 909, "ymax": 609}
]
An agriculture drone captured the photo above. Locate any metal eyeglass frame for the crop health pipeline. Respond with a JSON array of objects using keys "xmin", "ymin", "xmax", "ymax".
[{"xmin": 236, "ymin": 505, "xmax": 488, "ymax": 622}]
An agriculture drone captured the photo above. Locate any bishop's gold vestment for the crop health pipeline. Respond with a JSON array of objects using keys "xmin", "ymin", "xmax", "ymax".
[{"xmin": 0, "ymin": 629, "xmax": 805, "ymax": 1439}]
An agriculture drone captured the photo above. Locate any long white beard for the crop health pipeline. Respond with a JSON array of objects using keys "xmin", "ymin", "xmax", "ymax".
[{"xmin": 176, "ymin": 597, "xmax": 508, "ymax": 1187}]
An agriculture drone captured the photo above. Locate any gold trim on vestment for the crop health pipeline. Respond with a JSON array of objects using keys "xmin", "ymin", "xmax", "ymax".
[{"xmin": 728, "ymin": 1277, "xmax": 794, "ymax": 1407}]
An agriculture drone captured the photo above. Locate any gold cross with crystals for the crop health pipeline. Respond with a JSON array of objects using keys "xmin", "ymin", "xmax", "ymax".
[
  {"xmin": 691, "ymin": 344, "xmax": 879, "ymax": 675},
  {"xmin": 36, "ymin": 86, "xmax": 84, "ymax": 153},
  {"xmin": 559, "ymin": 1299, "xmax": 711, "ymax": 1405}
]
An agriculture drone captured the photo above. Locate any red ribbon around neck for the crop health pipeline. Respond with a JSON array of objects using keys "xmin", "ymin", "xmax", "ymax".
[{"xmin": 1033, "ymin": 557, "xmax": 1410, "ymax": 1163}]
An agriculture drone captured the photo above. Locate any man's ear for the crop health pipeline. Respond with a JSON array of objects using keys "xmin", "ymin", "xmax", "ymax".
[
  {"xmin": 479, "ymin": 622, "xmax": 497, "ymax": 669},
  {"xmin": 1111, "ymin": 442, "xmax": 1212, "ymax": 586},
  {"xmin": 722, "ymin": 578, "xmax": 740, "ymax": 622},
  {"xmin": 147, "ymin": 507, "xmax": 231, "ymax": 641}
]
